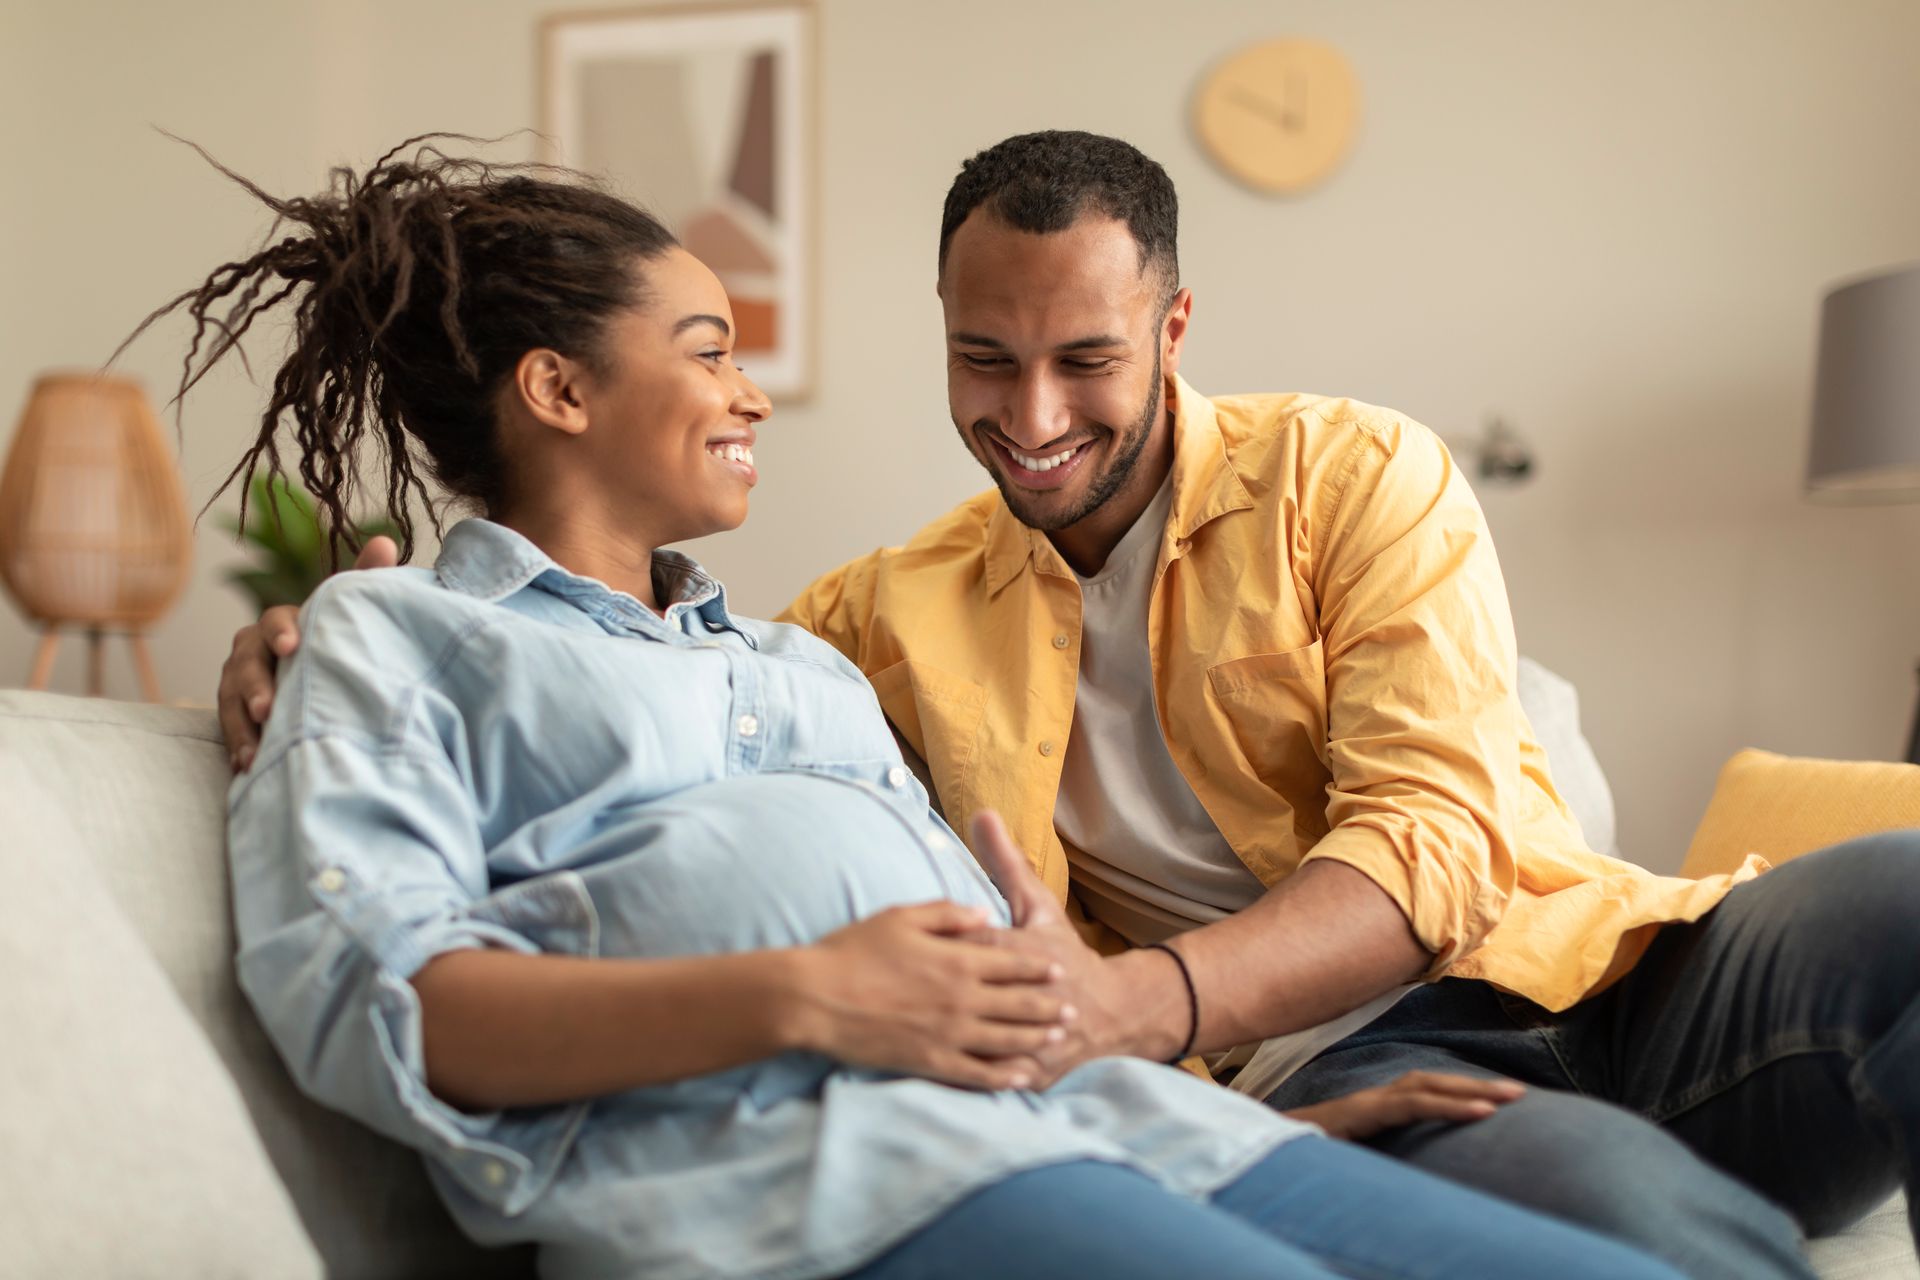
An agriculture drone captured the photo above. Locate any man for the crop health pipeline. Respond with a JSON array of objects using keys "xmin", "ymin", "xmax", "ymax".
[{"xmin": 221, "ymin": 131, "xmax": 1920, "ymax": 1280}]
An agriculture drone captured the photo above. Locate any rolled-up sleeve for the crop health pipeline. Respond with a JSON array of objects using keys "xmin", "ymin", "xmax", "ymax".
[
  {"xmin": 1298, "ymin": 418, "xmax": 1520, "ymax": 975},
  {"xmin": 227, "ymin": 616, "xmax": 595, "ymax": 1216}
]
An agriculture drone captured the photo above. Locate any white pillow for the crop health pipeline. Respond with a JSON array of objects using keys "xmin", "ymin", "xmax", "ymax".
[{"xmin": 1515, "ymin": 656, "xmax": 1620, "ymax": 859}]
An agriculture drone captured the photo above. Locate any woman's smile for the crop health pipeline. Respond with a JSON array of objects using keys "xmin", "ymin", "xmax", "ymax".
[{"xmin": 707, "ymin": 436, "xmax": 758, "ymax": 486}]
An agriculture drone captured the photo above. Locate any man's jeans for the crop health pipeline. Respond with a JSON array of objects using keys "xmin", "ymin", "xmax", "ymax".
[{"xmin": 1266, "ymin": 831, "xmax": 1920, "ymax": 1280}]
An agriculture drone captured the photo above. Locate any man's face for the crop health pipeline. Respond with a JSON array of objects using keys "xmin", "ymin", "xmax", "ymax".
[{"xmin": 939, "ymin": 211, "xmax": 1184, "ymax": 532}]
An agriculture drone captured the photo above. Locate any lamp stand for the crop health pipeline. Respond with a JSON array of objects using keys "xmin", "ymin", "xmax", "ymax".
[
  {"xmin": 1909, "ymin": 663, "xmax": 1920, "ymax": 767},
  {"xmin": 24, "ymin": 623, "xmax": 163, "ymax": 701}
]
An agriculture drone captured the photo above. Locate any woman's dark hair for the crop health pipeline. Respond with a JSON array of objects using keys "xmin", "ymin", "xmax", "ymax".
[{"xmin": 117, "ymin": 132, "xmax": 679, "ymax": 563}]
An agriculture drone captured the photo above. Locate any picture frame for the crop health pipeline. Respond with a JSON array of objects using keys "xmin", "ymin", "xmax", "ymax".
[{"xmin": 541, "ymin": 1, "xmax": 816, "ymax": 399}]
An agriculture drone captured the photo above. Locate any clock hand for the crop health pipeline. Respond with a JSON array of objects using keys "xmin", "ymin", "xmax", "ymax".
[{"xmin": 1226, "ymin": 85, "xmax": 1299, "ymax": 131}]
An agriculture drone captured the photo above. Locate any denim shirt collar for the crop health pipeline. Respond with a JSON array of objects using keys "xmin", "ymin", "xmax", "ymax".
[{"xmin": 434, "ymin": 517, "xmax": 755, "ymax": 646}]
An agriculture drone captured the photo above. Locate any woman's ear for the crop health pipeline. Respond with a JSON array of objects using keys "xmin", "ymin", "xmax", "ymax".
[{"xmin": 513, "ymin": 347, "xmax": 592, "ymax": 436}]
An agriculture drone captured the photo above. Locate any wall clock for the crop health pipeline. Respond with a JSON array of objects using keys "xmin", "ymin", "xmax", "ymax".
[{"xmin": 1192, "ymin": 39, "xmax": 1361, "ymax": 195}]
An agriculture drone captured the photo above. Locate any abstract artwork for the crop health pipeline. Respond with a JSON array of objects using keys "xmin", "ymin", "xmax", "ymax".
[{"xmin": 543, "ymin": 2, "xmax": 814, "ymax": 398}]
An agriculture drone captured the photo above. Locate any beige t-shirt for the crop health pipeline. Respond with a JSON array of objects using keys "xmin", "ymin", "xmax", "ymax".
[
  {"xmin": 1055, "ymin": 476, "xmax": 1267, "ymax": 943},
  {"xmin": 1053, "ymin": 476, "xmax": 1409, "ymax": 1097}
]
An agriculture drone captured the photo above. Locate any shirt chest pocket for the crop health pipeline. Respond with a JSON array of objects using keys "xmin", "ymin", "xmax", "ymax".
[
  {"xmin": 867, "ymin": 660, "xmax": 986, "ymax": 811},
  {"xmin": 1205, "ymin": 640, "xmax": 1332, "ymax": 801}
]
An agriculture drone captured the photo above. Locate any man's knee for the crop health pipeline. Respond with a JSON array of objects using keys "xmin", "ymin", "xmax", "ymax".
[
  {"xmin": 1771, "ymin": 828, "xmax": 1920, "ymax": 913},
  {"xmin": 1377, "ymin": 1091, "xmax": 1811, "ymax": 1280},
  {"xmin": 1749, "ymin": 833, "xmax": 1920, "ymax": 996}
]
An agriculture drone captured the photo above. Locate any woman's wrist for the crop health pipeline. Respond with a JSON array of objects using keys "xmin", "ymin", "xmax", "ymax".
[{"xmin": 760, "ymin": 945, "xmax": 835, "ymax": 1056}]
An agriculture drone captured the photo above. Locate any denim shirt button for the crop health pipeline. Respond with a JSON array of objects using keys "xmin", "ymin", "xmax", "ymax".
[
  {"xmin": 886, "ymin": 766, "xmax": 909, "ymax": 790},
  {"xmin": 482, "ymin": 1159, "xmax": 510, "ymax": 1188},
  {"xmin": 736, "ymin": 714, "xmax": 760, "ymax": 738},
  {"xmin": 313, "ymin": 867, "xmax": 347, "ymax": 893}
]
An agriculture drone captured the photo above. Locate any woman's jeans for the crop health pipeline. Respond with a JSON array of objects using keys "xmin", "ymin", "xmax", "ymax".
[
  {"xmin": 1267, "ymin": 832, "xmax": 1920, "ymax": 1280},
  {"xmin": 845, "ymin": 1135, "xmax": 1685, "ymax": 1280}
]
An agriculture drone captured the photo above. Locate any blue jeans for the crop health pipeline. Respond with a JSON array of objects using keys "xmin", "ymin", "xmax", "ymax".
[
  {"xmin": 844, "ymin": 1135, "xmax": 1684, "ymax": 1280},
  {"xmin": 1267, "ymin": 832, "xmax": 1920, "ymax": 1280}
]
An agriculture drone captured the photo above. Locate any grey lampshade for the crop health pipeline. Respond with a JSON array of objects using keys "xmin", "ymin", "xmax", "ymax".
[{"xmin": 1807, "ymin": 261, "xmax": 1920, "ymax": 504}]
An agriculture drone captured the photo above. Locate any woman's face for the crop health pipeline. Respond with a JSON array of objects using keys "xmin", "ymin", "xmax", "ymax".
[{"xmin": 581, "ymin": 248, "xmax": 772, "ymax": 545}]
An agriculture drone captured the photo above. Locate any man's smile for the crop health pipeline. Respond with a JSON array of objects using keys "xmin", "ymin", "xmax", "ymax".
[{"xmin": 986, "ymin": 434, "xmax": 1097, "ymax": 491}]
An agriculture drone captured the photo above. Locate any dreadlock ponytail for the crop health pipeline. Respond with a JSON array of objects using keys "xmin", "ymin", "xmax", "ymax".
[{"xmin": 115, "ymin": 132, "xmax": 679, "ymax": 564}]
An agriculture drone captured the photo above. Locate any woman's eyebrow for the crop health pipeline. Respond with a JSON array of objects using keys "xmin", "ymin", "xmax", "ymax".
[{"xmin": 673, "ymin": 313, "xmax": 731, "ymax": 337}]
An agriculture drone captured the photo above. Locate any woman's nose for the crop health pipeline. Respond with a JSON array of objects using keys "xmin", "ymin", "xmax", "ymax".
[{"xmin": 733, "ymin": 370, "xmax": 772, "ymax": 422}]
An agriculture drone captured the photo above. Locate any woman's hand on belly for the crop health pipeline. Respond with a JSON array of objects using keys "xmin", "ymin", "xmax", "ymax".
[{"xmin": 789, "ymin": 902, "xmax": 1071, "ymax": 1091}]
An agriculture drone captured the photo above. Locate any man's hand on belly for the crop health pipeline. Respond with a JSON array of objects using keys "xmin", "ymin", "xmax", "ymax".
[{"xmin": 794, "ymin": 902, "xmax": 1072, "ymax": 1091}]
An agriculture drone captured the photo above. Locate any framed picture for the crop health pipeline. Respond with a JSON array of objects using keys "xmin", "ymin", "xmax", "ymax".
[{"xmin": 541, "ymin": 2, "xmax": 815, "ymax": 399}]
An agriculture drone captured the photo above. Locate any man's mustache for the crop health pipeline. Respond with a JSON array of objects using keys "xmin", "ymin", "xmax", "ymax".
[{"xmin": 971, "ymin": 423, "xmax": 1104, "ymax": 452}]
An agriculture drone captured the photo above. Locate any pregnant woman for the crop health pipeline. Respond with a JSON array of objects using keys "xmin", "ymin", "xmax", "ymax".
[{"xmin": 143, "ymin": 136, "xmax": 1685, "ymax": 1280}]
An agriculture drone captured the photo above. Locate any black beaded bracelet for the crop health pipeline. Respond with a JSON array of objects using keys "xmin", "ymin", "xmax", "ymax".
[{"xmin": 1145, "ymin": 941, "xmax": 1200, "ymax": 1061}]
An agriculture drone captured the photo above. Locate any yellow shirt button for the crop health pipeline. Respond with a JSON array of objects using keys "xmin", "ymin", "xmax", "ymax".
[
  {"xmin": 1038, "ymin": 741, "xmax": 1055, "ymax": 757},
  {"xmin": 1052, "ymin": 633, "xmax": 1069, "ymax": 649}
]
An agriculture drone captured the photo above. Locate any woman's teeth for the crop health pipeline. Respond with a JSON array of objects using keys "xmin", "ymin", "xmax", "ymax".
[
  {"xmin": 1009, "ymin": 444, "xmax": 1080, "ymax": 472},
  {"xmin": 709, "ymin": 443, "xmax": 754, "ymax": 466}
]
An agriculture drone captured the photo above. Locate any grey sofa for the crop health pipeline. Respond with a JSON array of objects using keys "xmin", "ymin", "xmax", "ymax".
[{"xmin": 0, "ymin": 672, "xmax": 1910, "ymax": 1278}]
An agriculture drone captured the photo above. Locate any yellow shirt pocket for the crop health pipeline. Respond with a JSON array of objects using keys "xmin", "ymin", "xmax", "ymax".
[
  {"xmin": 866, "ymin": 659, "xmax": 988, "ymax": 804},
  {"xmin": 1205, "ymin": 640, "xmax": 1332, "ymax": 805}
]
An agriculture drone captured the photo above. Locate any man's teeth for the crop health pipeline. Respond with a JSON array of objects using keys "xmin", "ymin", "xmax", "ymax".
[
  {"xmin": 708, "ymin": 443, "xmax": 754, "ymax": 466},
  {"xmin": 1009, "ymin": 444, "xmax": 1080, "ymax": 472}
]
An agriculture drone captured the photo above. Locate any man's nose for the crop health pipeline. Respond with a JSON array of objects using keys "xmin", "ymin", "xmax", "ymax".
[{"xmin": 1001, "ymin": 372, "xmax": 1072, "ymax": 450}]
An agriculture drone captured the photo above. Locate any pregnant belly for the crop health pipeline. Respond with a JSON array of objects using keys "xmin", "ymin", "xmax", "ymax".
[{"xmin": 573, "ymin": 769, "xmax": 1006, "ymax": 961}]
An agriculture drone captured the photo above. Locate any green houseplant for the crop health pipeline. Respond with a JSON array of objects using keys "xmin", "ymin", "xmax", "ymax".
[{"xmin": 220, "ymin": 475, "xmax": 398, "ymax": 611}]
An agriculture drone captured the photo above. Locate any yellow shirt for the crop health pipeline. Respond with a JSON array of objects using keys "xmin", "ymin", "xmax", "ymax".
[{"xmin": 780, "ymin": 377, "xmax": 1764, "ymax": 1012}]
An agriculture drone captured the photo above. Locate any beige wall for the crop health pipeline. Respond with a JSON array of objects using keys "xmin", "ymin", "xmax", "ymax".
[{"xmin": 3, "ymin": 0, "xmax": 1918, "ymax": 871}]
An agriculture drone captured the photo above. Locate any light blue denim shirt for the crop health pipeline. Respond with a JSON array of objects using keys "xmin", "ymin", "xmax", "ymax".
[{"xmin": 228, "ymin": 518, "xmax": 1309, "ymax": 1280}]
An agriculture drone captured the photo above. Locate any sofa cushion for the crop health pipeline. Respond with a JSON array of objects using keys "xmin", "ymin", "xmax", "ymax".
[
  {"xmin": 1681, "ymin": 749, "xmax": 1920, "ymax": 879},
  {"xmin": 0, "ymin": 764, "xmax": 322, "ymax": 1279},
  {"xmin": 1807, "ymin": 1193, "xmax": 1916, "ymax": 1279},
  {"xmin": 0, "ymin": 690, "xmax": 534, "ymax": 1279}
]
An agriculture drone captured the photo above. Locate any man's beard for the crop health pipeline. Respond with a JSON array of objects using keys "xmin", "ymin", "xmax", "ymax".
[{"xmin": 973, "ymin": 346, "xmax": 1162, "ymax": 533}]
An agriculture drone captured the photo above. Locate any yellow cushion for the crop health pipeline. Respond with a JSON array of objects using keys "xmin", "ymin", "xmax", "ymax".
[{"xmin": 1680, "ymin": 749, "xmax": 1920, "ymax": 879}]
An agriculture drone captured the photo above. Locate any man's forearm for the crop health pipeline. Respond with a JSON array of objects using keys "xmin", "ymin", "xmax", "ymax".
[{"xmin": 1161, "ymin": 859, "xmax": 1431, "ymax": 1054}]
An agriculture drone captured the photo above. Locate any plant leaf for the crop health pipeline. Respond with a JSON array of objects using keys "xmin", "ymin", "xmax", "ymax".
[
  {"xmin": 224, "ymin": 567, "xmax": 308, "ymax": 611},
  {"xmin": 223, "ymin": 478, "xmax": 393, "ymax": 609}
]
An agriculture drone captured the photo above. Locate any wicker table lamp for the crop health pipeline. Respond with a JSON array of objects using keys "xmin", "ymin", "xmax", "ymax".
[{"xmin": 0, "ymin": 373, "xmax": 192, "ymax": 699}]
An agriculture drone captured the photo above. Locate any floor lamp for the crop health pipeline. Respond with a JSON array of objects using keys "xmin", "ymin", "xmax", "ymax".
[
  {"xmin": 0, "ymin": 373, "xmax": 191, "ymax": 700},
  {"xmin": 1805, "ymin": 262, "xmax": 1920, "ymax": 763}
]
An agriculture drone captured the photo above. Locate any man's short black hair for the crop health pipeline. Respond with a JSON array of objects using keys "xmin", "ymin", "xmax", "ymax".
[{"xmin": 938, "ymin": 130, "xmax": 1179, "ymax": 308}]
